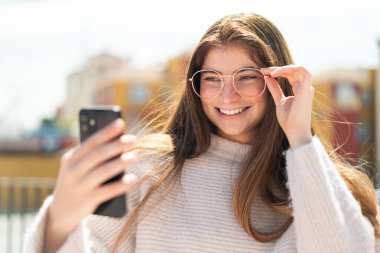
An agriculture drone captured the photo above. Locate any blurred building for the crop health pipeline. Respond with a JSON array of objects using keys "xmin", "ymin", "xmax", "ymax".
[
  {"xmin": 57, "ymin": 53, "xmax": 129, "ymax": 134},
  {"xmin": 0, "ymin": 118, "xmax": 73, "ymax": 178},
  {"xmin": 94, "ymin": 52, "xmax": 192, "ymax": 132},
  {"xmin": 58, "ymin": 52, "xmax": 191, "ymax": 135},
  {"xmin": 163, "ymin": 52, "xmax": 191, "ymax": 94},
  {"xmin": 93, "ymin": 68, "xmax": 165, "ymax": 132},
  {"xmin": 313, "ymin": 68, "xmax": 377, "ymax": 180}
]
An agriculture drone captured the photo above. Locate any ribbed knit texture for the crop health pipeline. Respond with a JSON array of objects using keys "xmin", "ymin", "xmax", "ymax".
[{"xmin": 23, "ymin": 135, "xmax": 379, "ymax": 253}]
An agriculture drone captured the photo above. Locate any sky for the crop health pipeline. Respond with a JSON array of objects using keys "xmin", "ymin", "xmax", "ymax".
[{"xmin": 0, "ymin": 0, "xmax": 379, "ymax": 138}]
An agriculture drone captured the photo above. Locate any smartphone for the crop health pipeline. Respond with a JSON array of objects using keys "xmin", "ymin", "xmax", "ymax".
[{"xmin": 79, "ymin": 105, "xmax": 126, "ymax": 218}]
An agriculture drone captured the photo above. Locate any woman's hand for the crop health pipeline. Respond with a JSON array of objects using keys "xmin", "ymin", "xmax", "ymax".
[
  {"xmin": 260, "ymin": 65, "xmax": 314, "ymax": 148},
  {"xmin": 44, "ymin": 119, "xmax": 138, "ymax": 253}
]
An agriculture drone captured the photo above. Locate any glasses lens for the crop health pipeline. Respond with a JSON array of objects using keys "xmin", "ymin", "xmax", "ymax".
[
  {"xmin": 192, "ymin": 70, "xmax": 222, "ymax": 100},
  {"xmin": 234, "ymin": 68, "xmax": 266, "ymax": 98}
]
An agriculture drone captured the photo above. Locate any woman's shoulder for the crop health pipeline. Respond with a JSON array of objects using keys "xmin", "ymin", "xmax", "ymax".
[
  {"xmin": 127, "ymin": 133, "xmax": 174, "ymax": 178},
  {"xmin": 127, "ymin": 153, "xmax": 168, "ymax": 178}
]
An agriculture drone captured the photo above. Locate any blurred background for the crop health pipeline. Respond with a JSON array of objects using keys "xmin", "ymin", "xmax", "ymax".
[{"xmin": 1, "ymin": 0, "xmax": 380, "ymax": 252}]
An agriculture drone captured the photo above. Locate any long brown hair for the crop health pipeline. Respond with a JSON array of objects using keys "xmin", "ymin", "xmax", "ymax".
[{"xmin": 112, "ymin": 13, "xmax": 380, "ymax": 251}]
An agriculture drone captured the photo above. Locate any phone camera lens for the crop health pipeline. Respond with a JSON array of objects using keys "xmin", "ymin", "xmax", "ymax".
[
  {"xmin": 81, "ymin": 124, "xmax": 88, "ymax": 132},
  {"xmin": 89, "ymin": 119, "xmax": 96, "ymax": 127},
  {"xmin": 80, "ymin": 115, "xmax": 88, "ymax": 122}
]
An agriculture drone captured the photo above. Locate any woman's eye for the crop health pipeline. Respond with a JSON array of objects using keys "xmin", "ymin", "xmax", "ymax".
[
  {"xmin": 204, "ymin": 76, "xmax": 220, "ymax": 82},
  {"xmin": 239, "ymin": 75, "xmax": 257, "ymax": 80}
]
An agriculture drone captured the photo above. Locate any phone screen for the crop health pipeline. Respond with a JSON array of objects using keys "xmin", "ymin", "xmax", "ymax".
[{"xmin": 79, "ymin": 106, "xmax": 126, "ymax": 218}]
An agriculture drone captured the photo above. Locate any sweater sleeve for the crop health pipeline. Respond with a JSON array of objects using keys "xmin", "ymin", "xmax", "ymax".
[
  {"xmin": 22, "ymin": 154, "xmax": 157, "ymax": 253},
  {"xmin": 22, "ymin": 195, "xmax": 93, "ymax": 253},
  {"xmin": 285, "ymin": 136, "xmax": 377, "ymax": 253},
  {"xmin": 23, "ymin": 184, "xmax": 144, "ymax": 253}
]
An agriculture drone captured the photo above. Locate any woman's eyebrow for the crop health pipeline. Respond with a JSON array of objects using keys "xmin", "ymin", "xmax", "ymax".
[{"xmin": 201, "ymin": 65, "xmax": 260, "ymax": 74}]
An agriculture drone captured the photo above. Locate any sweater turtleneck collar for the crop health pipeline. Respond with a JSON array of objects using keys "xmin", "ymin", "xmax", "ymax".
[{"xmin": 208, "ymin": 134, "xmax": 252, "ymax": 162}]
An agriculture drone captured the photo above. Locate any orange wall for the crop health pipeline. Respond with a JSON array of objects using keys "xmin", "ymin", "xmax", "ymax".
[{"xmin": 0, "ymin": 154, "xmax": 60, "ymax": 178}]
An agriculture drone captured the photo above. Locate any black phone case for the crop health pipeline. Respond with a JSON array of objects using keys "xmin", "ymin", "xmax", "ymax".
[{"xmin": 79, "ymin": 106, "xmax": 126, "ymax": 218}]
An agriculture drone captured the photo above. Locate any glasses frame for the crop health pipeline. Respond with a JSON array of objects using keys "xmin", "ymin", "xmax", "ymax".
[{"xmin": 189, "ymin": 67, "xmax": 267, "ymax": 101}]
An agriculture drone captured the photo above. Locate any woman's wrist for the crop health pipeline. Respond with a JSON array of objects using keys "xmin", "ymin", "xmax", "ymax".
[
  {"xmin": 43, "ymin": 207, "xmax": 75, "ymax": 253},
  {"xmin": 287, "ymin": 132, "xmax": 312, "ymax": 149}
]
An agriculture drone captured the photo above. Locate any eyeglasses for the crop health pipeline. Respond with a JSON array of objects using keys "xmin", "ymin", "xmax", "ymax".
[{"xmin": 189, "ymin": 67, "xmax": 266, "ymax": 100}]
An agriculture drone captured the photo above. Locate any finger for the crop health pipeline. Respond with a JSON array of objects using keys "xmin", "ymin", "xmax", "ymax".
[
  {"xmin": 271, "ymin": 66, "xmax": 310, "ymax": 84},
  {"xmin": 270, "ymin": 67, "xmax": 303, "ymax": 83},
  {"xmin": 73, "ymin": 135, "xmax": 137, "ymax": 176},
  {"xmin": 60, "ymin": 147, "xmax": 78, "ymax": 167},
  {"xmin": 92, "ymin": 174, "xmax": 138, "ymax": 205},
  {"xmin": 269, "ymin": 67, "xmax": 313, "ymax": 97},
  {"xmin": 261, "ymin": 65, "xmax": 309, "ymax": 80},
  {"xmin": 265, "ymin": 76, "xmax": 285, "ymax": 106},
  {"xmin": 72, "ymin": 119, "xmax": 126, "ymax": 162},
  {"xmin": 86, "ymin": 152, "xmax": 138, "ymax": 188},
  {"xmin": 260, "ymin": 67, "xmax": 280, "ymax": 76}
]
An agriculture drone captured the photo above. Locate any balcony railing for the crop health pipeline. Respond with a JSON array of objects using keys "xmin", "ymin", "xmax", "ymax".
[{"xmin": 0, "ymin": 177, "xmax": 55, "ymax": 253}]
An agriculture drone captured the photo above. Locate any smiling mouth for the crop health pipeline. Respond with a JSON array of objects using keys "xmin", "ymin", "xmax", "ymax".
[{"xmin": 217, "ymin": 107, "xmax": 249, "ymax": 116}]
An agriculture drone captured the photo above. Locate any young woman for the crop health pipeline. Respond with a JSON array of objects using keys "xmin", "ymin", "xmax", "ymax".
[{"xmin": 24, "ymin": 13, "xmax": 380, "ymax": 253}]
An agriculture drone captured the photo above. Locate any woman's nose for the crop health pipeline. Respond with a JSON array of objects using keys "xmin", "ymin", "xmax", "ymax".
[{"xmin": 219, "ymin": 77, "xmax": 240, "ymax": 101}]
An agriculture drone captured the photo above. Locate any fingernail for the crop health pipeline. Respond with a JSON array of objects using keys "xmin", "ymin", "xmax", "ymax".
[
  {"xmin": 120, "ymin": 135, "xmax": 137, "ymax": 143},
  {"xmin": 114, "ymin": 118, "xmax": 122, "ymax": 124},
  {"xmin": 121, "ymin": 152, "xmax": 136, "ymax": 161},
  {"xmin": 123, "ymin": 173, "xmax": 138, "ymax": 184},
  {"xmin": 111, "ymin": 119, "xmax": 123, "ymax": 129}
]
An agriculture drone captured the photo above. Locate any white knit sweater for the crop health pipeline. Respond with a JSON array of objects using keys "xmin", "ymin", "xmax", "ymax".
[{"xmin": 23, "ymin": 135, "xmax": 379, "ymax": 252}]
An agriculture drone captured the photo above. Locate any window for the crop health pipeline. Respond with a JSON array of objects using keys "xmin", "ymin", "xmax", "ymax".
[
  {"xmin": 128, "ymin": 85, "xmax": 150, "ymax": 104},
  {"xmin": 335, "ymin": 83, "xmax": 360, "ymax": 110}
]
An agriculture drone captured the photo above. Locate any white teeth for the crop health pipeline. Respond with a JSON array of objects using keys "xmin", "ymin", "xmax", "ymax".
[{"xmin": 219, "ymin": 107, "xmax": 246, "ymax": 115}]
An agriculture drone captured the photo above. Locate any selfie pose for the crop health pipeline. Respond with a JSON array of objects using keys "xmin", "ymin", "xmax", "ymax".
[{"xmin": 24, "ymin": 13, "xmax": 380, "ymax": 253}]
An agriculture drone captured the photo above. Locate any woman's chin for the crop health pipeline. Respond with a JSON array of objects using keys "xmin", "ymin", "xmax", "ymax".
[{"xmin": 216, "ymin": 129, "xmax": 252, "ymax": 143}]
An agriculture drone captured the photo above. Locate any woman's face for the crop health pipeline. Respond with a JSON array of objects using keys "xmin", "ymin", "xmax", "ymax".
[{"xmin": 200, "ymin": 45, "xmax": 268, "ymax": 144}]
